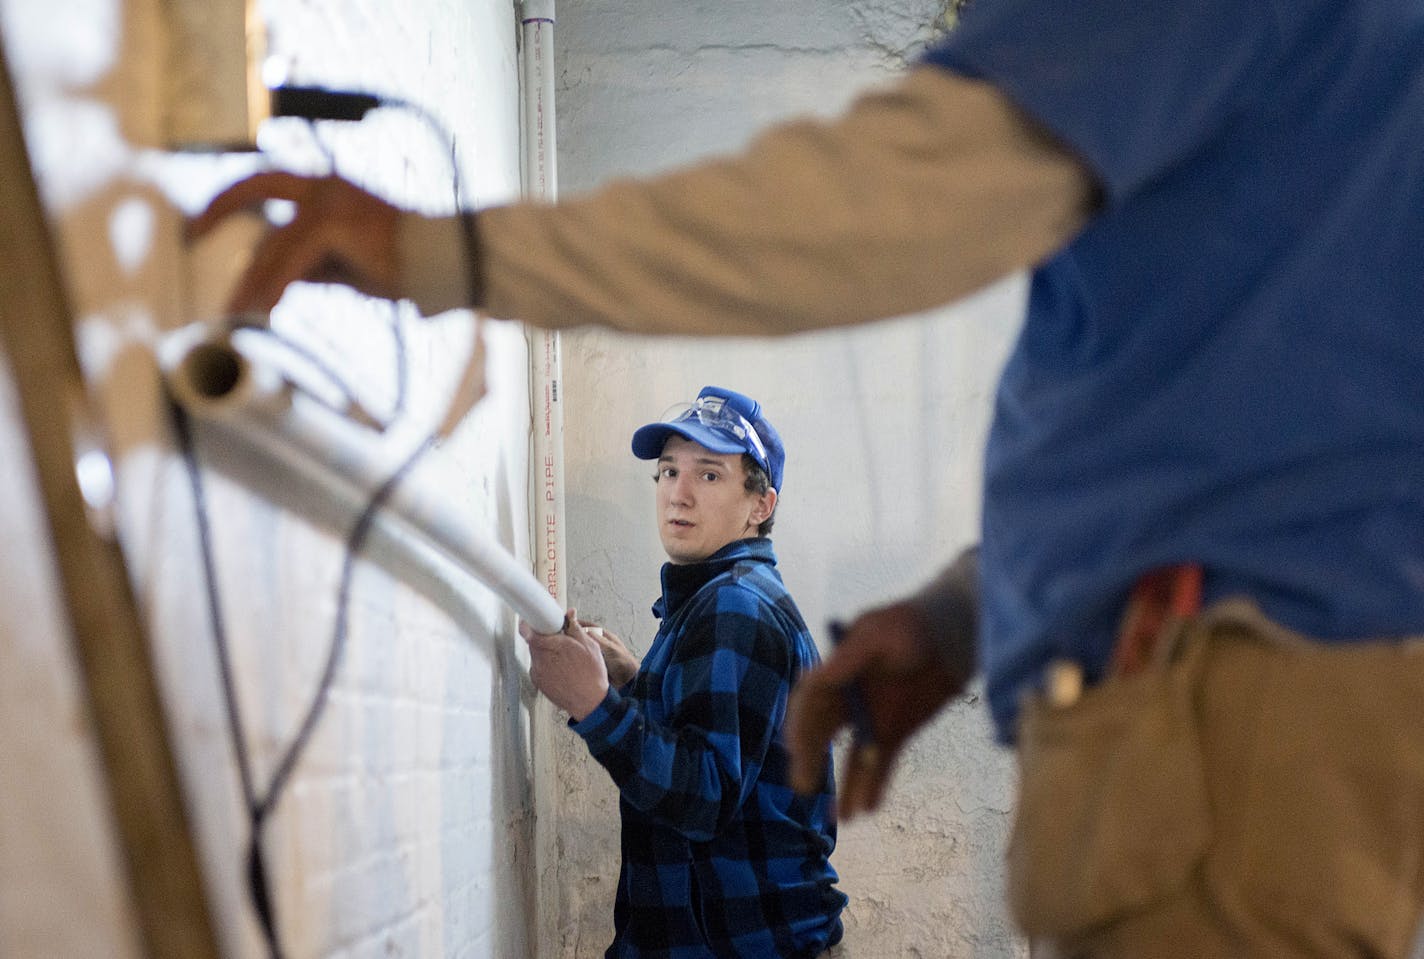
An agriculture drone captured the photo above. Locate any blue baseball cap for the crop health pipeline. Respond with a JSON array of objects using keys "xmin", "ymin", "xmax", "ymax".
[{"xmin": 631, "ymin": 386, "xmax": 785, "ymax": 491}]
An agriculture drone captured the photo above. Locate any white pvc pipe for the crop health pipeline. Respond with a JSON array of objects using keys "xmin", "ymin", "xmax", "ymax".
[
  {"xmin": 517, "ymin": 11, "xmax": 569, "ymax": 957},
  {"xmin": 519, "ymin": 0, "xmax": 567, "ymax": 615},
  {"xmin": 520, "ymin": 0, "xmax": 557, "ymax": 200},
  {"xmin": 163, "ymin": 330, "xmax": 566, "ymax": 635}
]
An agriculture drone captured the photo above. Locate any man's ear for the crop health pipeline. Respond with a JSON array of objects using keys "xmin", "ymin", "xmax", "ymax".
[{"xmin": 751, "ymin": 488, "xmax": 778, "ymax": 525}]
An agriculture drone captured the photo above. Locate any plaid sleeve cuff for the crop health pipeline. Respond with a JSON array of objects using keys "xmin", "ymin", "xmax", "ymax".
[{"xmin": 569, "ymin": 686, "xmax": 636, "ymax": 754}]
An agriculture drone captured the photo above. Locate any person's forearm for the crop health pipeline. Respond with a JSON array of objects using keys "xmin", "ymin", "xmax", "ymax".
[
  {"xmin": 400, "ymin": 67, "xmax": 1098, "ymax": 332},
  {"xmin": 904, "ymin": 544, "xmax": 979, "ymax": 679}
]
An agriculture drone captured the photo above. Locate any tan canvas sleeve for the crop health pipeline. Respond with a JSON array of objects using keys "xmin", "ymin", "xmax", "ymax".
[{"xmin": 401, "ymin": 66, "xmax": 1099, "ymax": 334}]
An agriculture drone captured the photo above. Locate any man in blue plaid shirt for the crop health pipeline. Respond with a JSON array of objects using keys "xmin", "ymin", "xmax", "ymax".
[{"xmin": 521, "ymin": 385, "xmax": 847, "ymax": 958}]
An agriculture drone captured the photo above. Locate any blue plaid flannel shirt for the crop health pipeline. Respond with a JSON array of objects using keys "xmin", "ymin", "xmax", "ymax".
[{"xmin": 572, "ymin": 537, "xmax": 846, "ymax": 958}]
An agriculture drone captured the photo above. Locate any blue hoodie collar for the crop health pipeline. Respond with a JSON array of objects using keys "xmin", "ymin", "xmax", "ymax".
[{"xmin": 651, "ymin": 537, "xmax": 776, "ymax": 620}]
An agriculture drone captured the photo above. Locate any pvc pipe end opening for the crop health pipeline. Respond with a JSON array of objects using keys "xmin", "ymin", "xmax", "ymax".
[{"xmin": 180, "ymin": 341, "xmax": 246, "ymax": 400}]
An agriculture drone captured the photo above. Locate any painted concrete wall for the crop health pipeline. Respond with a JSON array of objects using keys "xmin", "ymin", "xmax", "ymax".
[
  {"xmin": 547, "ymin": 1, "xmax": 1032, "ymax": 956},
  {"xmin": 0, "ymin": 1, "xmax": 539, "ymax": 956}
]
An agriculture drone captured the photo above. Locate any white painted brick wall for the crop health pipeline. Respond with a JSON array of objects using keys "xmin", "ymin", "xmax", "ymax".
[{"xmin": 0, "ymin": 0, "xmax": 535, "ymax": 956}]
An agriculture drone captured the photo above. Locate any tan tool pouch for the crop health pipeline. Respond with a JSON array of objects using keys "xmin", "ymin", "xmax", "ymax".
[{"xmin": 1006, "ymin": 626, "xmax": 1211, "ymax": 938}]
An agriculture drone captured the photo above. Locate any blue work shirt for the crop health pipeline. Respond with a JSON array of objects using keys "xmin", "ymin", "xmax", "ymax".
[{"xmin": 925, "ymin": 0, "xmax": 1424, "ymax": 738}]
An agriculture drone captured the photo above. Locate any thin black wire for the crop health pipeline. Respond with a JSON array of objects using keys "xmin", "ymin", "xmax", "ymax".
[
  {"xmin": 171, "ymin": 401, "xmax": 283, "ymax": 956},
  {"xmin": 296, "ymin": 95, "xmax": 478, "ymax": 425},
  {"xmin": 297, "ymin": 118, "xmax": 412, "ymax": 426},
  {"xmin": 171, "ymin": 404, "xmax": 258, "ymax": 813},
  {"xmin": 241, "ymin": 432, "xmax": 437, "ymax": 959},
  {"xmin": 376, "ymin": 97, "xmax": 482, "ymax": 306},
  {"xmin": 257, "ymin": 435, "xmax": 436, "ymax": 813},
  {"xmin": 377, "ymin": 97, "xmax": 465, "ymax": 205}
]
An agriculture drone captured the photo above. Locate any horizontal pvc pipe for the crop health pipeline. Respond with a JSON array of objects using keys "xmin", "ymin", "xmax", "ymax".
[{"xmin": 163, "ymin": 329, "xmax": 566, "ymax": 635}]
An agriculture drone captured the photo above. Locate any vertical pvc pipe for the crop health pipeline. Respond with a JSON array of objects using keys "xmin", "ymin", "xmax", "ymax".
[
  {"xmin": 520, "ymin": 0, "xmax": 565, "ymax": 616},
  {"xmin": 519, "ymin": 4, "xmax": 566, "ymax": 957},
  {"xmin": 521, "ymin": 0, "xmax": 558, "ymax": 204}
]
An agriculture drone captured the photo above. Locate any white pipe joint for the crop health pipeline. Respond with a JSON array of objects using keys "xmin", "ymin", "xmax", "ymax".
[{"xmin": 520, "ymin": 0, "xmax": 554, "ymax": 23}]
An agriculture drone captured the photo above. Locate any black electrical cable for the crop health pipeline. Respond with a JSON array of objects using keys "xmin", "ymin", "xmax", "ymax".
[
  {"xmin": 169, "ymin": 404, "xmax": 258, "ymax": 817},
  {"xmin": 170, "ymin": 401, "xmax": 280, "ymax": 956},
  {"xmin": 271, "ymin": 86, "xmax": 383, "ymax": 122},
  {"xmin": 269, "ymin": 87, "xmax": 457, "ymax": 172}
]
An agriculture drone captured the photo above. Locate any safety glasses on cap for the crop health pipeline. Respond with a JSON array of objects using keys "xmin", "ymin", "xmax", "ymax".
[{"xmin": 664, "ymin": 394, "xmax": 771, "ymax": 475}]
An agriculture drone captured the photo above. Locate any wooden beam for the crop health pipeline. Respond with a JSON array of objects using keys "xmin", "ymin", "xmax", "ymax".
[{"xmin": 0, "ymin": 36, "xmax": 224, "ymax": 959}]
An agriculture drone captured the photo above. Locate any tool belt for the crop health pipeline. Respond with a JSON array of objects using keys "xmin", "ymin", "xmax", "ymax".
[{"xmin": 1006, "ymin": 563, "xmax": 1211, "ymax": 939}]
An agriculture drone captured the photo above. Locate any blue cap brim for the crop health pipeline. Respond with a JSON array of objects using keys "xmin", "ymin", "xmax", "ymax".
[{"xmin": 631, "ymin": 421, "xmax": 752, "ymax": 460}]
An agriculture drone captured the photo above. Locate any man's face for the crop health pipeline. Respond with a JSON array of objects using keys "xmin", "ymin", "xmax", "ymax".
[{"xmin": 655, "ymin": 435, "xmax": 776, "ymax": 564}]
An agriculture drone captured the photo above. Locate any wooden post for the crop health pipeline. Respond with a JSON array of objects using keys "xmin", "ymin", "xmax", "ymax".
[{"xmin": 0, "ymin": 37, "xmax": 223, "ymax": 959}]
